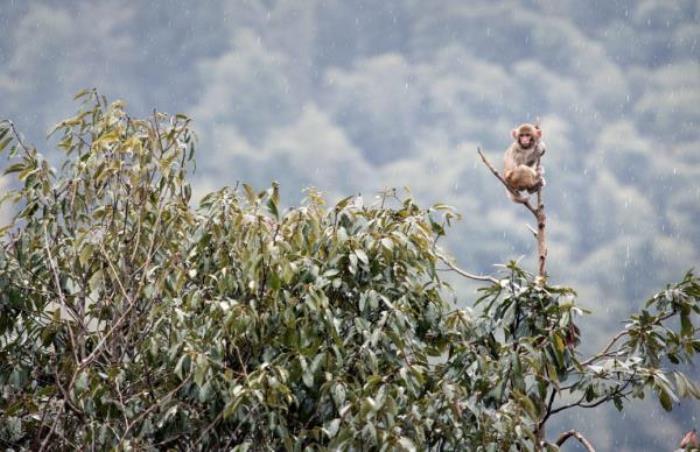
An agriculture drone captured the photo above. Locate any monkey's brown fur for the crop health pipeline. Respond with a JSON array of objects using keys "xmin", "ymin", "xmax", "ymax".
[
  {"xmin": 505, "ymin": 166, "xmax": 540, "ymax": 191},
  {"xmin": 503, "ymin": 123, "xmax": 546, "ymax": 199}
]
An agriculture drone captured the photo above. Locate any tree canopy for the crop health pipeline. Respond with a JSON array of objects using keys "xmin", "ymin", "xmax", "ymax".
[{"xmin": 1, "ymin": 93, "xmax": 699, "ymax": 450}]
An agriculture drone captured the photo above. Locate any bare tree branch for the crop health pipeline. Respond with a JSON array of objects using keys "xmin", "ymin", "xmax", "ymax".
[
  {"xmin": 38, "ymin": 402, "xmax": 66, "ymax": 452},
  {"xmin": 43, "ymin": 223, "xmax": 81, "ymax": 364},
  {"xmin": 554, "ymin": 430, "xmax": 596, "ymax": 452},
  {"xmin": 72, "ymin": 241, "xmax": 139, "ymax": 377},
  {"xmin": 121, "ymin": 373, "xmax": 192, "ymax": 442},
  {"xmin": 476, "ymin": 146, "xmax": 548, "ymax": 279},
  {"xmin": 538, "ymin": 388, "xmax": 558, "ymax": 433},
  {"xmin": 579, "ymin": 311, "xmax": 676, "ymax": 368},
  {"xmin": 1, "ymin": 119, "xmax": 32, "ymax": 154},
  {"xmin": 549, "ymin": 376, "xmax": 635, "ymax": 417},
  {"xmin": 580, "ymin": 329, "xmax": 629, "ymax": 367},
  {"xmin": 436, "ymin": 251, "xmax": 499, "ymax": 284}
]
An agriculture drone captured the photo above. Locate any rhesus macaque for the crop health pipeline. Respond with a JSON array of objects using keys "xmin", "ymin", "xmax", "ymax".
[{"xmin": 503, "ymin": 123, "xmax": 546, "ymax": 202}]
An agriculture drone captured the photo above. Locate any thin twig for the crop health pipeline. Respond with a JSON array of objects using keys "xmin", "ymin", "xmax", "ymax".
[
  {"xmin": 4, "ymin": 119, "xmax": 32, "ymax": 154},
  {"xmin": 43, "ymin": 224, "xmax": 81, "ymax": 364},
  {"xmin": 196, "ymin": 345, "xmax": 249, "ymax": 444},
  {"xmin": 235, "ymin": 346, "xmax": 249, "ymax": 378},
  {"xmin": 52, "ymin": 363, "xmax": 83, "ymax": 418},
  {"xmin": 72, "ymin": 242, "xmax": 138, "ymax": 376},
  {"xmin": 38, "ymin": 401, "xmax": 65, "ymax": 451},
  {"xmin": 549, "ymin": 377, "xmax": 634, "ymax": 416},
  {"xmin": 121, "ymin": 373, "xmax": 192, "ymax": 442},
  {"xmin": 554, "ymin": 430, "xmax": 596, "ymax": 452},
  {"xmin": 196, "ymin": 408, "xmax": 225, "ymax": 445},
  {"xmin": 579, "ymin": 311, "xmax": 675, "ymax": 367},
  {"xmin": 580, "ymin": 329, "xmax": 629, "ymax": 366},
  {"xmin": 153, "ymin": 110, "xmax": 166, "ymax": 157},
  {"xmin": 116, "ymin": 377, "xmax": 131, "ymax": 436},
  {"xmin": 526, "ymin": 223, "xmax": 538, "ymax": 238},
  {"xmin": 436, "ymin": 252, "xmax": 499, "ymax": 284},
  {"xmin": 538, "ymin": 387, "xmax": 558, "ymax": 433},
  {"xmin": 42, "ymin": 225, "xmax": 68, "ymax": 306}
]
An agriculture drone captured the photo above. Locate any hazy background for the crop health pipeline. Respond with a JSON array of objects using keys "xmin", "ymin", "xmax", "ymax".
[{"xmin": 1, "ymin": 0, "xmax": 698, "ymax": 449}]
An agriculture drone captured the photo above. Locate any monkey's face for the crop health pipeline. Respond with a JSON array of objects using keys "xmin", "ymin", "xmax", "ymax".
[
  {"xmin": 518, "ymin": 133, "xmax": 534, "ymax": 149},
  {"xmin": 511, "ymin": 123, "xmax": 542, "ymax": 149}
]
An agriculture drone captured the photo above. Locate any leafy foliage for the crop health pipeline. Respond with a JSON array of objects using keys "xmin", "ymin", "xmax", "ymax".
[{"xmin": 1, "ymin": 94, "xmax": 698, "ymax": 450}]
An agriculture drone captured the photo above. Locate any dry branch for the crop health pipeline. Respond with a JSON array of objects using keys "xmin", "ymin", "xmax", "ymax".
[
  {"xmin": 477, "ymin": 146, "xmax": 548, "ymax": 279},
  {"xmin": 555, "ymin": 430, "xmax": 596, "ymax": 452},
  {"xmin": 436, "ymin": 251, "xmax": 498, "ymax": 284}
]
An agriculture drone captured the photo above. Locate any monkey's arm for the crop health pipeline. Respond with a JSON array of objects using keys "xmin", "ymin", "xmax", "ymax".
[
  {"xmin": 503, "ymin": 145, "xmax": 518, "ymax": 173},
  {"xmin": 537, "ymin": 141, "xmax": 546, "ymax": 157}
]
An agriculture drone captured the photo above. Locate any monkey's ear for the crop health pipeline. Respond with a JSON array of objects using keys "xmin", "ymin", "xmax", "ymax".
[
  {"xmin": 535, "ymin": 127, "xmax": 543, "ymax": 138},
  {"xmin": 511, "ymin": 129, "xmax": 518, "ymax": 139}
]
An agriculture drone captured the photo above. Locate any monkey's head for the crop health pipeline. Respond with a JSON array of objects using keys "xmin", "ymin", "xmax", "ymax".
[{"xmin": 512, "ymin": 123, "xmax": 542, "ymax": 149}]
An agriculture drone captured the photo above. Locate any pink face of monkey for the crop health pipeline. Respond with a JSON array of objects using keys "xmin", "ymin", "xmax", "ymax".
[
  {"xmin": 511, "ymin": 124, "xmax": 541, "ymax": 150},
  {"xmin": 518, "ymin": 132, "xmax": 534, "ymax": 149}
]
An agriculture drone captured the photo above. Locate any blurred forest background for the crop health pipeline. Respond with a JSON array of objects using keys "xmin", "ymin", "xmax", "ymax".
[{"xmin": 1, "ymin": 0, "xmax": 698, "ymax": 449}]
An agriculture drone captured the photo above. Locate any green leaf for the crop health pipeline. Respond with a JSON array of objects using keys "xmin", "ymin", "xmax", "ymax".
[
  {"xmin": 680, "ymin": 310, "xmax": 692, "ymax": 337},
  {"xmin": 553, "ymin": 333, "xmax": 565, "ymax": 354},
  {"xmin": 73, "ymin": 88, "xmax": 92, "ymax": 100},
  {"xmin": 380, "ymin": 237, "xmax": 394, "ymax": 251},
  {"xmin": 613, "ymin": 396, "xmax": 623, "ymax": 411},
  {"xmin": 658, "ymin": 386, "xmax": 673, "ymax": 411},
  {"xmin": 266, "ymin": 197, "xmax": 279, "ymax": 220},
  {"xmin": 223, "ymin": 393, "xmax": 245, "ymax": 420},
  {"xmin": 79, "ymin": 244, "xmax": 94, "ymax": 267},
  {"xmin": 3, "ymin": 162, "xmax": 25, "ymax": 175},
  {"xmin": 324, "ymin": 418, "xmax": 341, "ymax": 438},
  {"xmin": 194, "ymin": 354, "xmax": 209, "ymax": 387},
  {"xmin": 175, "ymin": 354, "xmax": 191, "ymax": 380},
  {"xmin": 269, "ymin": 271, "xmax": 281, "ymax": 291},
  {"xmin": 74, "ymin": 372, "xmax": 89, "ymax": 393},
  {"xmin": 0, "ymin": 135, "xmax": 11, "ymax": 153},
  {"xmin": 302, "ymin": 369, "xmax": 314, "ymax": 388},
  {"xmin": 334, "ymin": 195, "xmax": 353, "ymax": 211},
  {"xmin": 355, "ymin": 249, "xmax": 369, "ymax": 265},
  {"xmin": 243, "ymin": 183, "xmax": 257, "ymax": 204}
]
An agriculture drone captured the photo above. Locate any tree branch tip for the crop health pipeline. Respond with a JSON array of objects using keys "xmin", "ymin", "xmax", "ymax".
[
  {"xmin": 526, "ymin": 224, "xmax": 538, "ymax": 237},
  {"xmin": 554, "ymin": 430, "xmax": 596, "ymax": 451},
  {"xmin": 436, "ymin": 251, "xmax": 498, "ymax": 284}
]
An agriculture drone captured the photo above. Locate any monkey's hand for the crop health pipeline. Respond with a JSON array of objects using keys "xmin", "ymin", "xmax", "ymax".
[
  {"xmin": 527, "ymin": 173, "xmax": 545, "ymax": 193},
  {"xmin": 527, "ymin": 184, "xmax": 541, "ymax": 194},
  {"xmin": 528, "ymin": 165, "xmax": 546, "ymax": 192}
]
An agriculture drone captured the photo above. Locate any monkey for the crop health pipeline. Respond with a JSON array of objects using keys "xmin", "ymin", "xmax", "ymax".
[{"xmin": 503, "ymin": 123, "xmax": 546, "ymax": 202}]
